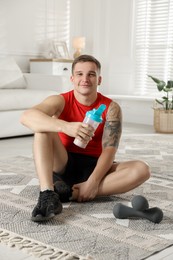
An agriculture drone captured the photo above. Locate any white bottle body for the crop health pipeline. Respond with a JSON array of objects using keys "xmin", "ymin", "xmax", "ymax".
[{"xmin": 73, "ymin": 116, "xmax": 100, "ymax": 148}]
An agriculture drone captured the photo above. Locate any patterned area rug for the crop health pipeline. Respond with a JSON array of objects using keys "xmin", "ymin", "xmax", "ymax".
[
  {"xmin": 0, "ymin": 133, "xmax": 173, "ymax": 260},
  {"xmin": 117, "ymin": 132, "xmax": 173, "ymax": 180}
]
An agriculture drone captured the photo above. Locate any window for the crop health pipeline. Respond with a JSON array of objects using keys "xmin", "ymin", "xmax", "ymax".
[
  {"xmin": 0, "ymin": 0, "xmax": 71, "ymax": 57},
  {"xmin": 134, "ymin": 0, "xmax": 173, "ymax": 95},
  {"xmin": 45, "ymin": 0, "xmax": 70, "ymax": 46},
  {"xmin": 39, "ymin": 0, "xmax": 71, "ymax": 52}
]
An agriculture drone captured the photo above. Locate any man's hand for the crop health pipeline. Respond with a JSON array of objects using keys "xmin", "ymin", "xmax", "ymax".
[
  {"xmin": 62, "ymin": 121, "xmax": 95, "ymax": 143},
  {"xmin": 71, "ymin": 179, "xmax": 99, "ymax": 202}
]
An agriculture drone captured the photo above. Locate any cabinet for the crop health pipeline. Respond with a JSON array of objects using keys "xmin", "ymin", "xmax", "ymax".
[{"xmin": 30, "ymin": 58, "xmax": 73, "ymax": 76}]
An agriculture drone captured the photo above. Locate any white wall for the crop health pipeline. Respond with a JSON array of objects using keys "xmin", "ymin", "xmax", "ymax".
[
  {"xmin": 0, "ymin": 0, "xmax": 70, "ymax": 72},
  {"xmin": 0, "ymin": 0, "xmax": 134, "ymax": 93},
  {"xmin": 0, "ymin": 0, "xmax": 154, "ymax": 125},
  {"xmin": 69, "ymin": 0, "xmax": 134, "ymax": 96}
]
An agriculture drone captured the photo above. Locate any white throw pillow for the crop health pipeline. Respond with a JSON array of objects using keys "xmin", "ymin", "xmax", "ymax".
[{"xmin": 0, "ymin": 57, "xmax": 27, "ymax": 89}]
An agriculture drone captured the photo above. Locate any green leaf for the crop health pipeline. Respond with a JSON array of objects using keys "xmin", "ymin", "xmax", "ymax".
[
  {"xmin": 167, "ymin": 80, "xmax": 173, "ymax": 89},
  {"xmin": 164, "ymin": 87, "xmax": 173, "ymax": 92},
  {"xmin": 162, "ymin": 96, "xmax": 168, "ymax": 100},
  {"xmin": 148, "ymin": 75, "xmax": 161, "ymax": 84},
  {"xmin": 155, "ymin": 99, "xmax": 164, "ymax": 105},
  {"xmin": 157, "ymin": 81, "xmax": 165, "ymax": 91}
]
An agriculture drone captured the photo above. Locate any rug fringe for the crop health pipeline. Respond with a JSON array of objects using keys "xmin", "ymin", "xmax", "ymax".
[{"xmin": 0, "ymin": 228, "xmax": 94, "ymax": 260}]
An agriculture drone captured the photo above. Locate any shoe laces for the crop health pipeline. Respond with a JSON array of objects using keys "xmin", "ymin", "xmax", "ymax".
[{"xmin": 38, "ymin": 190, "xmax": 54, "ymax": 207}]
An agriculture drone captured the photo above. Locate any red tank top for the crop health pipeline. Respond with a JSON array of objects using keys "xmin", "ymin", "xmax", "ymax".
[{"xmin": 58, "ymin": 90, "xmax": 112, "ymax": 157}]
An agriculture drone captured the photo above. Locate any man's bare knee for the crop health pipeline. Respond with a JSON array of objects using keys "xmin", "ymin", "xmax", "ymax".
[{"xmin": 134, "ymin": 160, "xmax": 151, "ymax": 182}]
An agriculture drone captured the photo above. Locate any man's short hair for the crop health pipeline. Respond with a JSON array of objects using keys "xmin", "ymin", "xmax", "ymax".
[{"xmin": 72, "ymin": 54, "xmax": 101, "ymax": 74}]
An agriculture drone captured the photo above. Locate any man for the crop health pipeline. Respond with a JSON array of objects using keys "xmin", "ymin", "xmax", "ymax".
[{"xmin": 20, "ymin": 54, "xmax": 150, "ymax": 222}]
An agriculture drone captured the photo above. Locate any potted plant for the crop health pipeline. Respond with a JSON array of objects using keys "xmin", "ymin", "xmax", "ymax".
[{"xmin": 148, "ymin": 75, "xmax": 173, "ymax": 133}]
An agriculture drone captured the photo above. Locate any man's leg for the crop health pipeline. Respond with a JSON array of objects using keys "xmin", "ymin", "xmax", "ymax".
[
  {"xmin": 97, "ymin": 160, "xmax": 150, "ymax": 196},
  {"xmin": 33, "ymin": 132, "xmax": 68, "ymax": 191},
  {"xmin": 32, "ymin": 132, "xmax": 67, "ymax": 222}
]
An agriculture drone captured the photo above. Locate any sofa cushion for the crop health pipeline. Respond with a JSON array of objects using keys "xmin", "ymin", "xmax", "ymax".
[
  {"xmin": 0, "ymin": 89, "xmax": 58, "ymax": 111},
  {"xmin": 0, "ymin": 57, "xmax": 27, "ymax": 89}
]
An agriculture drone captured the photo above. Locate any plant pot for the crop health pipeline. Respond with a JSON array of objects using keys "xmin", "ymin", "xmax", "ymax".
[{"xmin": 154, "ymin": 109, "xmax": 173, "ymax": 133}]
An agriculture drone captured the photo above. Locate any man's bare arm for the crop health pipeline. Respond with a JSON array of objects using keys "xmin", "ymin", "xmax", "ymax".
[
  {"xmin": 102, "ymin": 101, "xmax": 122, "ymax": 149},
  {"xmin": 87, "ymin": 101, "xmax": 122, "ymax": 184},
  {"xmin": 20, "ymin": 94, "xmax": 94, "ymax": 138},
  {"xmin": 20, "ymin": 94, "xmax": 65, "ymax": 133},
  {"xmin": 72, "ymin": 101, "xmax": 122, "ymax": 201}
]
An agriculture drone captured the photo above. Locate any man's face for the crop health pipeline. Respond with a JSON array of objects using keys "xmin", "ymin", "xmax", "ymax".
[{"xmin": 70, "ymin": 62, "xmax": 102, "ymax": 95}]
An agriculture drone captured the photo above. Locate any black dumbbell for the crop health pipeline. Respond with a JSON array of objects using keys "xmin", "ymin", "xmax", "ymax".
[
  {"xmin": 131, "ymin": 195, "xmax": 149, "ymax": 211},
  {"xmin": 113, "ymin": 203, "xmax": 163, "ymax": 223}
]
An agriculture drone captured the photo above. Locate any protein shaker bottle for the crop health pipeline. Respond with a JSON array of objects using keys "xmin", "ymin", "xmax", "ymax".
[{"xmin": 73, "ymin": 104, "xmax": 106, "ymax": 148}]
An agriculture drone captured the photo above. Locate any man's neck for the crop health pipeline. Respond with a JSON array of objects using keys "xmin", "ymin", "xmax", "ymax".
[{"xmin": 73, "ymin": 90, "xmax": 98, "ymax": 106}]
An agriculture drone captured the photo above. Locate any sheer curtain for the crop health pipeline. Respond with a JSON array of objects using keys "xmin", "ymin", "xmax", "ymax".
[{"xmin": 134, "ymin": 0, "xmax": 173, "ymax": 95}]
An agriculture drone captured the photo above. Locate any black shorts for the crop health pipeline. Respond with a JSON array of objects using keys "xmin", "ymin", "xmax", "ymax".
[{"xmin": 53, "ymin": 152, "xmax": 98, "ymax": 188}]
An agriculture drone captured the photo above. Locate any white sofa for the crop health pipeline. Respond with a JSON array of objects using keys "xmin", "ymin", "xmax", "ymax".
[{"xmin": 0, "ymin": 58, "xmax": 65, "ymax": 138}]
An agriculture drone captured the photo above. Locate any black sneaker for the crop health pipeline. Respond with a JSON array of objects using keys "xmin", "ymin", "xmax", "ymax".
[{"xmin": 31, "ymin": 190, "xmax": 62, "ymax": 222}]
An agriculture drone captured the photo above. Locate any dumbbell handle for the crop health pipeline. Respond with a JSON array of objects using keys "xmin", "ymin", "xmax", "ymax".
[{"xmin": 113, "ymin": 203, "xmax": 163, "ymax": 224}]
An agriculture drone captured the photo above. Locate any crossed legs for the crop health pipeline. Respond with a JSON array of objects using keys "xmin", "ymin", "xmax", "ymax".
[{"xmin": 33, "ymin": 132, "xmax": 150, "ymax": 198}]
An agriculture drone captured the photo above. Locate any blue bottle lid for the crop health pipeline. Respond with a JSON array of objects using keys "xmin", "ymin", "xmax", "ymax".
[{"xmin": 86, "ymin": 104, "xmax": 106, "ymax": 122}]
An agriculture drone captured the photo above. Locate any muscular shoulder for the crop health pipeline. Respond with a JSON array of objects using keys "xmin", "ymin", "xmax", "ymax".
[
  {"xmin": 45, "ymin": 94, "xmax": 65, "ymax": 107},
  {"xmin": 106, "ymin": 101, "xmax": 122, "ymax": 121},
  {"xmin": 33, "ymin": 94, "xmax": 65, "ymax": 117}
]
